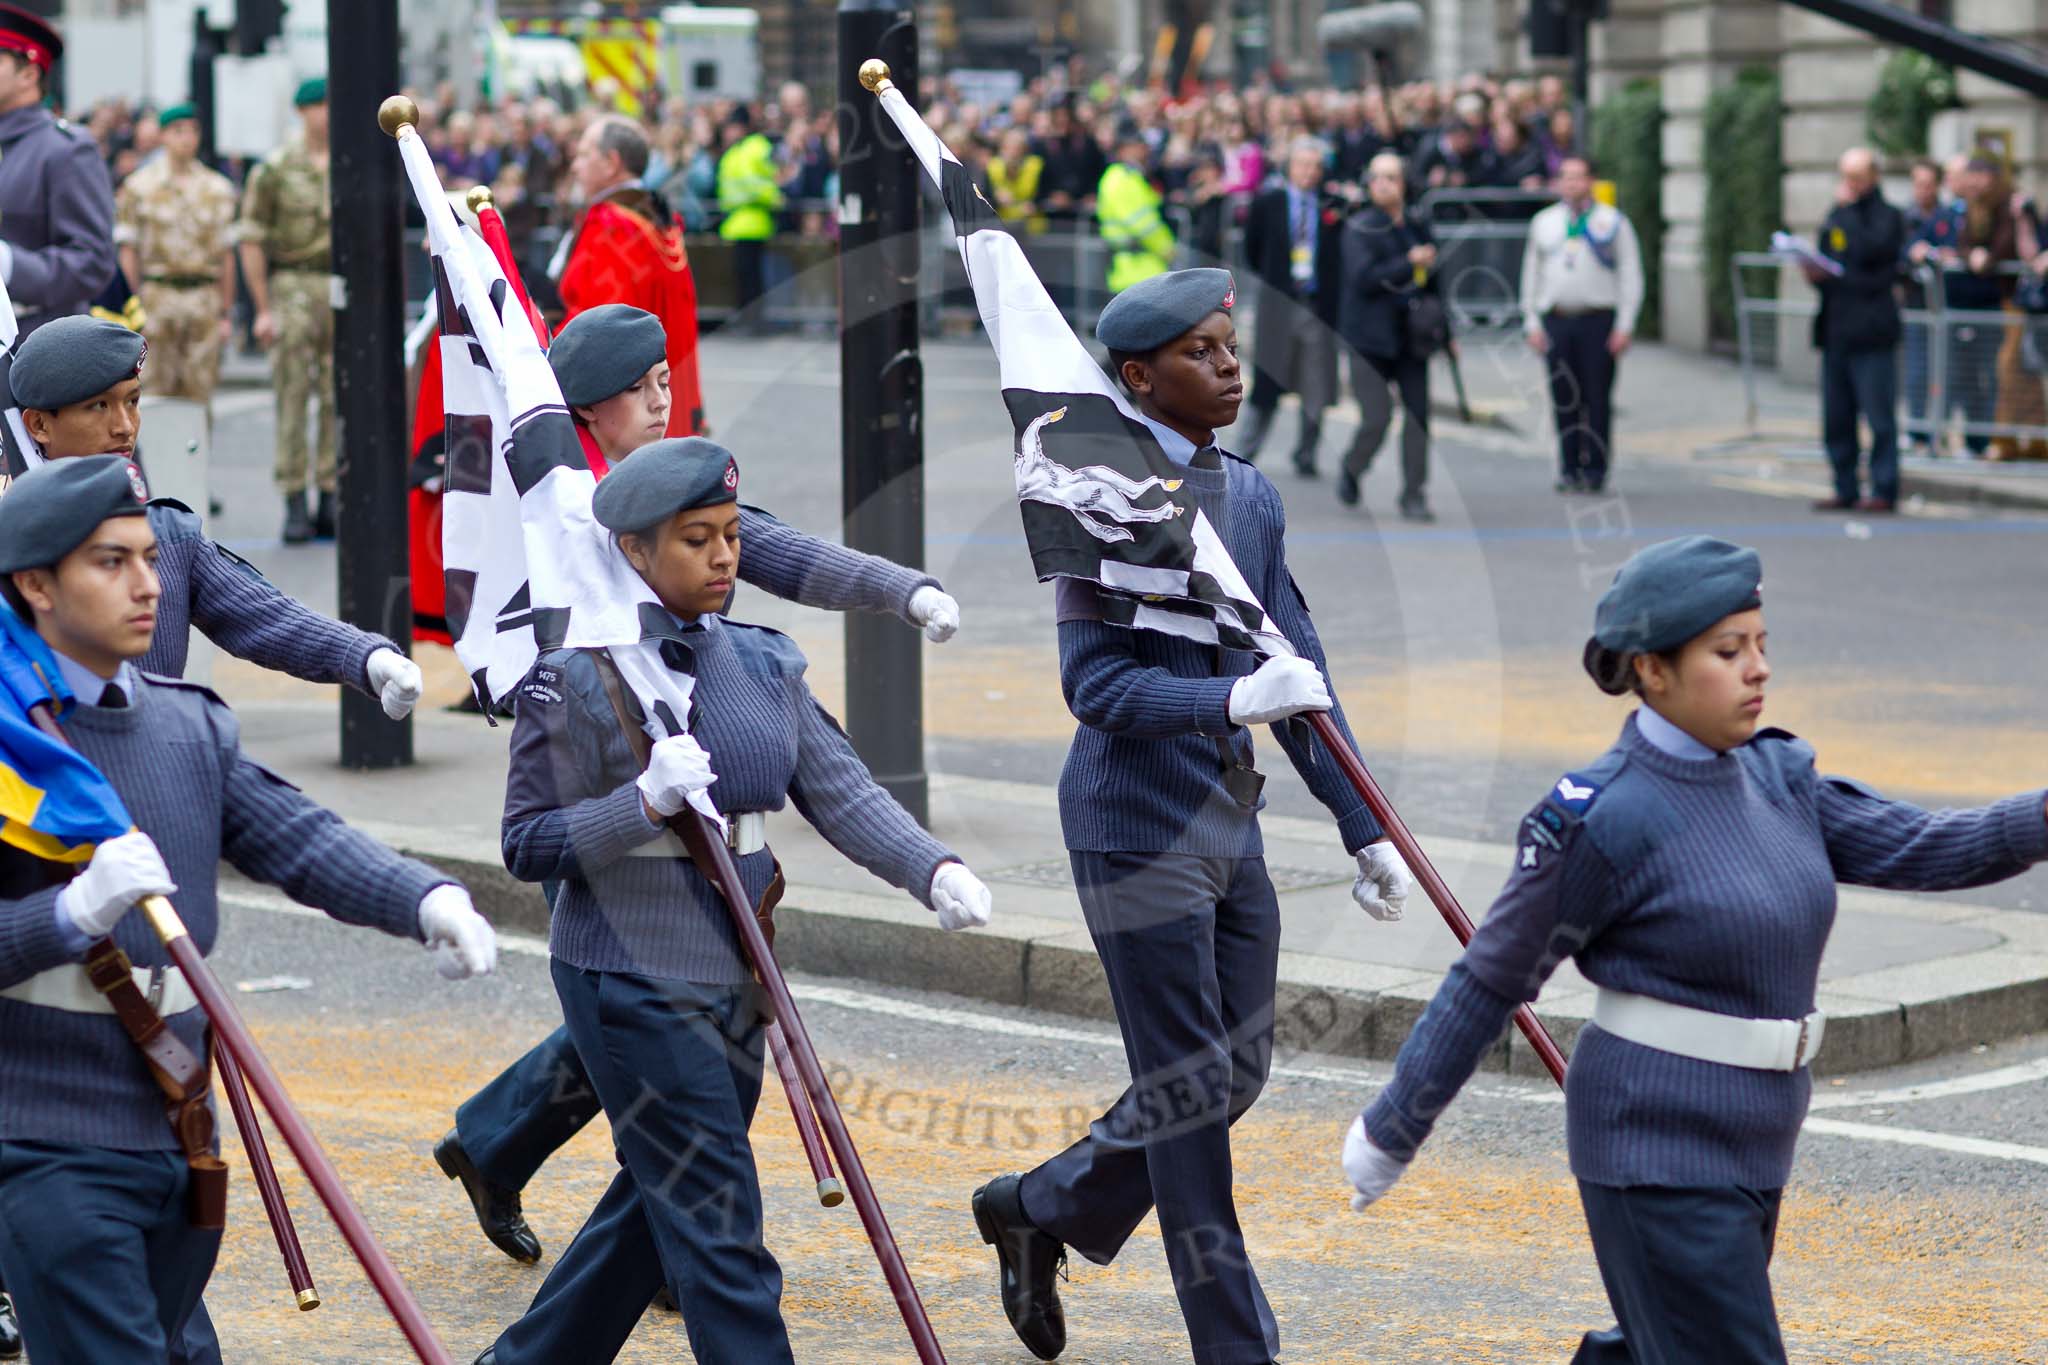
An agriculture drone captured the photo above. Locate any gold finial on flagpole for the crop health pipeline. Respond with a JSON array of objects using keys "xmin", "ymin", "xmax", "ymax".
[
  {"xmin": 858, "ymin": 59, "xmax": 893, "ymax": 94},
  {"xmin": 377, "ymin": 95, "xmax": 420, "ymax": 138},
  {"xmin": 465, "ymin": 184, "xmax": 495, "ymax": 214}
]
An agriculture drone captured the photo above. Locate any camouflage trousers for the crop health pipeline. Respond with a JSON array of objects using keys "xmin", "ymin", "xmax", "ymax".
[
  {"xmin": 139, "ymin": 283, "xmax": 225, "ymax": 403},
  {"xmin": 270, "ymin": 269, "xmax": 334, "ymax": 494}
]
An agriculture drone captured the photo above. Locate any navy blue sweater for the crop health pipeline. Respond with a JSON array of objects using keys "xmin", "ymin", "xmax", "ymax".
[
  {"xmin": 1365, "ymin": 714, "xmax": 2048, "ymax": 1187},
  {"xmin": 1054, "ymin": 445, "xmax": 1380, "ymax": 856}
]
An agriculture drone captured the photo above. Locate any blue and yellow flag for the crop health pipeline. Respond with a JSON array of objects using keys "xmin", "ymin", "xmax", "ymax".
[{"xmin": 0, "ymin": 605, "xmax": 129, "ymax": 863}]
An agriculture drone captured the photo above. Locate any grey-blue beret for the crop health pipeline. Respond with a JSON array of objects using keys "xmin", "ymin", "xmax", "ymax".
[
  {"xmin": 1095, "ymin": 267, "xmax": 1237, "ymax": 353},
  {"xmin": 10, "ymin": 316, "xmax": 147, "ymax": 412},
  {"xmin": 1589, "ymin": 535, "xmax": 1763, "ymax": 662},
  {"xmin": 0, "ymin": 455, "xmax": 152, "ymax": 574},
  {"xmin": 592, "ymin": 437, "xmax": 739, "ymax": 533},
  {"xmin": 550, "ymin": 304, "xmax": 667, "ymax": 409}
]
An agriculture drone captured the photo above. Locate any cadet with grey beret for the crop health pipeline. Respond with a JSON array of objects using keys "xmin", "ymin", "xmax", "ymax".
[
  {"xmin": 549, "ymin": 304, "xmax": 667, "ymax": 410},
  {"xmin": 1345, "ymin": 533, "xmax": 2048, "ymax": 1363},
  {"xmin": 8, "ymin": 314, "xmax": 145, "ymax": 414},
  {"xmin": 3, "ymin": 313, "xmax": 428, "ymax": 729},
  {"xmin": 0, "ymin": 453, "xmax": 149, "ymax": 575},
  {"xmin": 1095, "ymin": 265, "xmax": 1236, "ymax": 355},
  {"xmin": 591, "ymin": 436, "xmax": 737, "ymax": 531}
]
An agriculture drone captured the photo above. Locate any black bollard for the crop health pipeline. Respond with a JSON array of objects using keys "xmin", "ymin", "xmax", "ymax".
[
  {"xmin": 330, "ymin": 0, "xmax": 413, "ymax": 770},
  {"xmin": 837, "ymin": 0, "xmax": 928, "ymax": 825}
]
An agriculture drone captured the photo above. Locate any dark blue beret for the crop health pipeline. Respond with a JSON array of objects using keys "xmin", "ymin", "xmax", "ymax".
[
  {"xmin": 1095, "ymin": 267, "xmax": 1237, "ymax": 353},
  {"xmin": 11, "ymin": 316, "xmax": 146, "ymax": 412},
  {"xmin": 550, "ymin": 304, "xmax": 668, "ymax": 409},
  {"xmin": 1591, "ymin": 535, "xmax": 1763, "ymax": 658},
  {"xmin": 0, "ymin": 455, "xmax": 151, "ymax": 574},
  {"xmin": 592, "ymin": 437, "xmax": 739, "ymax": 533}
]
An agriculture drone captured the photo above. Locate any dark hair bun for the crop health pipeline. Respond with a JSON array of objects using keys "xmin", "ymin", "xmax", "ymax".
[{"xmin": 1582, "ymin": 638, "xmax": 1635, "ymax": 696}]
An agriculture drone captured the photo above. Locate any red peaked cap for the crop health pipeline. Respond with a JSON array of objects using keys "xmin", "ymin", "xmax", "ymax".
[{"xmin": 0, "ymin": 4, "xmax": 59, "ymax": 70}]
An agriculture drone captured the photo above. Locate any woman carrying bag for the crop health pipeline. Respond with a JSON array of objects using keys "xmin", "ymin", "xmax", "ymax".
[{"xmin": 1335, "ymin": 151, "xmax": 1447, "ymax": 523}]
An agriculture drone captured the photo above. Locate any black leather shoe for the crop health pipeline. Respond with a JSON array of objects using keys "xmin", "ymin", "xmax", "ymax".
[
  {"xmin": 313, "ymin": 491, "xmax": 337, "ymax": 540},
  {"xmin": 973, "ymin": 1173, "xmax": 1067, "ymax": 1360},
  {"xmin": 1335, "ymin": 468, "xmax": 1360, "ymax": 507},
  {"xmin": 653, "ymin": 1285, "xmax": 678, "ymax": 1312},
  {"xmin": 0, "ymin": 1291, "xmax": 21, "ymax": 1361},
  {"xmin": 472, "ymin": 1351, "xmax": 496, "ymax": 1365},
  {"xmin": 281, "ymin": 493, "xmax": 312, "ymax": 544},
  {"xmin": 435, "ymin": 1130, "xmax": 542, "ymax": 1264}
]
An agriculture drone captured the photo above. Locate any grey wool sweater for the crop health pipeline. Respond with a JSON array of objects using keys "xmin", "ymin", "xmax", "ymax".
[
  {"xmin": 501, "ymin": 612, "xmax": 955, "ymax": 984},
  {"xmin": 1365, "ymin": 714, "xmax": 2048, "ymax": 1188},
  {"xmin": 0, "ymin": 676, "xmax": 450, "ymax": 1150}
]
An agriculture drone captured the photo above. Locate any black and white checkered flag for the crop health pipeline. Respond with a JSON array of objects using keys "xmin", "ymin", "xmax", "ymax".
[
  {"xmin": 395, "ymin": 124, "xmax": 719, "ymax": 820},
  {"xmin": 0, "ymin": 273, "xmax": 47, "ymax": 481},
  {"xmin": 871, "ymin": 80, "xmax": 1288, "ymax": 657}
]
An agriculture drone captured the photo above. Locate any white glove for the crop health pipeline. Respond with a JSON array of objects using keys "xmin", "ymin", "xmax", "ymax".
[
  {"xmin": 635, "ymin": 733, "xmax": 718, "ymax": 818},
  {"xmin": 366, "ymin": 648, "xmax": 424, "ymax": 720},
  {"xmin": 907, "ymin": 586, "xmax": 960, "ymax": 643},
  {"xmin": 1227, "ymin": 655, "xmax": 1331, "ymax": 726},
  {"xmin": 417, "ymin": 884, "xmax": 497, "ymax": 980},
  {"xmin": 57, "ymin": 831, "xmax": 176, "ymax": 939},
  {"xmin": 929, "ymin": 861, "xmax": 993, "ymax": 932},
  {"xmin": 1342, "ymin": 1114, "xmax": 1409, "ymax": 1212},
  {"xmin": 1351, "ymin": 842, "xmax": 1412, "ymax": 923}
]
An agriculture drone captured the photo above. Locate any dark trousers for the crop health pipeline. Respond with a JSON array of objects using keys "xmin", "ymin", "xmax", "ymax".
[
  {"xmin": 1570, "ymin": 1181, "xmax": 1787, "ymax": 1365},
  {"xmin": 1020, "ymin": 851, "xmax": 1283, "ymax": 1365},
  {"xmin": 1902, "ymin": 320, "xmax": 1931, "ymax": 436},
  {"xmin": 1545, "ymin": 309, "xmax": 1618, "ymax": 488},
  {"xmin": 732, "ymin": 239, "xmax": 768, "ymax": 319},
  {"xmin": 1343, "ymin": 350, "xmax": 1430, "ymax": 501},
  {"xmin": 488, "ymin": 961, "xmax": 791, "ymax": 1365},
  {"xmin": 456, "ymin": 1024, "xmax": 602, "ymax": 1190},
  {"xmin": 1821, "ymin": 345, "xmax": 1900, "ymax": 504},
  {"xmin": 0, "ymin": 1140, "xmax": 222, "ymax": 1365}
]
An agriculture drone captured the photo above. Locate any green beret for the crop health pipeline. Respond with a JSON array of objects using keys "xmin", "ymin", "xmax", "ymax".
[
  {"xmin": 293, "ymin": 76, "xmax": 327, "ymax": 108},
  {"xmin": 10, "ymin": 316, "xmax": 146, "ymax": 412},
  {"xmin": 1584, "ymin": 536, "xmax": 1764, "ymax": 690},
  {"xmin": 157, "ymin": 103, "xmax": 196, "ymax": 128},
  {"xmin": 592, "ymin": 438, "xmax": 739, "ymax": 533},
  {"xmin": 0, "ymin": 456, "xmax": 152, "ymax": 575},
  {"xmin": 1095, "ymin": 267, "xmax": 1237, "ymax": 353},
  {"xmin": 550, "ymin": 305, "xmax": 667, "ymax": 409}
]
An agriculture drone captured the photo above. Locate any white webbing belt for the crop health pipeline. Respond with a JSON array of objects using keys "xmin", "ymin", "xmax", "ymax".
[
  {"xmin": 0, "ymin": 963, "xmax": 200, "ymax": 1017},
  {"xmin": 1593, "ymin": 987, "xmax": 1826, "ymax": 1073},
  {"xmin": 628, "ymin": 811, "xmax": 767, "ymax": 860}
]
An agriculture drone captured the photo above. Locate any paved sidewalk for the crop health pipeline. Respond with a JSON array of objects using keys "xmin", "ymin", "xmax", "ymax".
[
  {"xmin": 1412, "ymin": 334, "xmax": 2048, "ymax": 511},
  {"xmin": 232, "ymin": 698, "xmax": 2048, "ymax": 1080}
]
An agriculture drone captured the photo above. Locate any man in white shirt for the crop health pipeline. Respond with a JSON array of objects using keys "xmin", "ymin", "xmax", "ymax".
[{"xmin": 1520, "ymin": 156, "xmax": 1645, "ymax": 494}]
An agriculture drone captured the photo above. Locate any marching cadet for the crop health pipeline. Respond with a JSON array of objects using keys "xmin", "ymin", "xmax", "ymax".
[
  {"xmin": 10, "ymin": 316, "xmax": 424, "ymax": 717},
  {"xmin": 432, "ymin": 302, "xmax": 962, "ymax": 1269},
  {"xmin": 1343, "ymin": 536, "xmax": 2048, "ymax": 1363},
  {"xmin": 0, "ymin": 6, "xmax": 116, "ymax": 340},
  {"xmin": 115, "ymin": 103, "xmax": 239, "ymax": 412},
  {"xmin": 474, "ymin": 437, "xmax": 993, "ymax": 1364},
  {"xmin": 971, "ymin": 268, "xmax": 1414, "ymax": 1365},
  {"xmin": 0, "ymin": 455, "xmax": 497, "ymax": 1365},
  {"xmin": 237, "ymin": 78, "xmax": 334, "ymax": 543}
]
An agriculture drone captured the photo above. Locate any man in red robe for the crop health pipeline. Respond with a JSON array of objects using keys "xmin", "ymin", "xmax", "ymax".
[{"xmin": 548, "ymin": 114, "xmax": 706, "ymax": 437}]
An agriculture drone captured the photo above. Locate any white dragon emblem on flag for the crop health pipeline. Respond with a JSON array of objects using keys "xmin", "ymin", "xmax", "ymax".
[{"xmin": 1014, "ymin": 407, "xmax": 1186, "ymax": 545}]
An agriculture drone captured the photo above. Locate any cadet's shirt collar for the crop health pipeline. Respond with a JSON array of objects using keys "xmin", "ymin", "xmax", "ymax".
[
  {"xmin": 1133, "ymin": 410, "xmax": 1221, "ymax": 469},
  {"xmin": 52, "ymin": 649, "xmax": 135, "ymax": 708},
  {"xmin": 1635, "ymin": 705, "xmax": 1718, "ymax": 760},
  {"xmin": 663, "ymin": 610, "xmax": 719, "ymax": 638}
]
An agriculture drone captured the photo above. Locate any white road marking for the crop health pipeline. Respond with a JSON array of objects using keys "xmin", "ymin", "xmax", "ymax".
[
  {"xmin": 1808, "ymin": 1057, "xmax": 2048, "ymax": 1112},
  {"xmin": 223, "ymin": 891, "xmax": 2048, "ymax": 1166}
]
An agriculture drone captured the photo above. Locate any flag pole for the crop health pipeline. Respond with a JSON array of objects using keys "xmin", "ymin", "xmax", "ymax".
[
  {"xmin": 1302, "ymin": 710, "xmax": 1569, "ymax": 1086},
  {"xmin": 661, "ymin": 803, "xmax": 947, "ymax": 1363},
  {"xmin": 216, "ymin": 1044, "xmax": 322, "ymax": 1310},
  {"xmin": 26, "ymin": 704, "xmax": 452, "ymax": 1363}
]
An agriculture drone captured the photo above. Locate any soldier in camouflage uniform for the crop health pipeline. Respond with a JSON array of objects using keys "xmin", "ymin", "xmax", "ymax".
[
  {"xmin": 236, "ymin": 77, "xmax": 333, "ymax": 543},
  {"xmin": 115, "ymin": 104, "xmax": 237, "ymax": 407}
]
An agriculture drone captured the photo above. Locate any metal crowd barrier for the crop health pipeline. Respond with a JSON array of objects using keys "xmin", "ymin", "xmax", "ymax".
[
  {"xmin": 1732, "ymin": 250, "xmax": 2048, "ymax": 457},
  {"xmin": 1419, "ymin": 187, "xmax": 1550, "ymax": 334}
]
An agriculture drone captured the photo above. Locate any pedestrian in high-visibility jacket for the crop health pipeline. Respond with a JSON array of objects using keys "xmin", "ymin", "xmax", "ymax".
[
  {"xmin": 1096, "ymin": 133, "xmax": 1174, "ymax": 294},
  {"xmin": 715, "ymin": 108, "xmax": 784, "ymax": 322}
]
